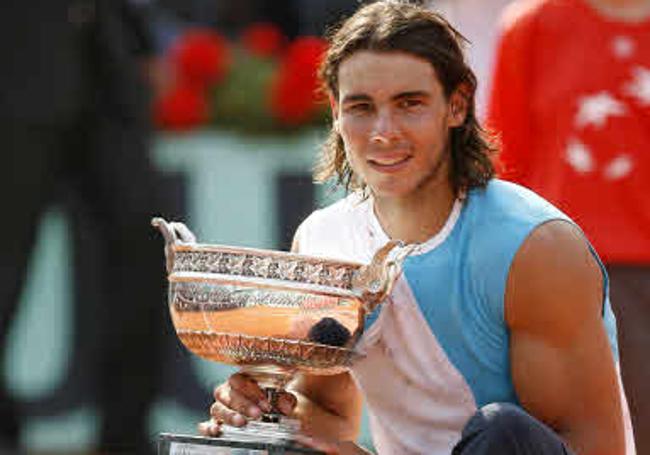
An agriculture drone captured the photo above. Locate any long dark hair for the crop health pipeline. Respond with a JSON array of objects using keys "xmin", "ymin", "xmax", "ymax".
[{"xmin": 315, "ymin": 0, "xmax": 497, "ymax": 193}]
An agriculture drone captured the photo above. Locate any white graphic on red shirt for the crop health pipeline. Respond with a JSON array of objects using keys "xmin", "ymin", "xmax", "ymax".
[
  {"xmin": 565, "ymin": 138, "xmax": 595, "ymax": 174},
  {"xmin": 612, "ymin": 36, "xmax": 635, "ymax": 59},
  {"xmin": 624, "ymin": 66, "xmax": 650, "ymax": 106},
  {"xmin": 603, "ymin": 154, "xmax": 634, "ymax": 181},
  {"xmin": 575, "ymin": 92, "xmax": 627, "ymax": 129}
]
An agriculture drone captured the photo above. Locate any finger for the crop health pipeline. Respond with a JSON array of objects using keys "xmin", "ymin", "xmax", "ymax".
[
  {"xmin": 226, "ymin": 374, "xmax": 271, "ymax": 411},
  {"xmin": 209, "ymin": 400, "xmax": 248, "ymax": 427},
  {"xmin": 214, "ymin": 383, "xmax": 264, "ymax": 419},
  {"xmin": 197, "ymin": 419, "xmax": 221, "ymax": 437},
  {"xmin": 276, "ymin": 391, "xmax": 298, "ymax": 416},
  {"xmin": 227, "ymin": 373, "xmax": 267, "ymax": 402}
]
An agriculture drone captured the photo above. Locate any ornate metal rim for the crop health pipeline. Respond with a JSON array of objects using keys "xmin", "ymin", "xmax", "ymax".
[
  {"xmin": 171, "ymin": 244, "xmax": 362, "ymax": 291},
  {"xmin": 176, "ymin": 330, "xmax": 358, "ymax": 374},
  {"xmin": 169, "ymin": 280, "xmax": 359, "ymax": 312}
]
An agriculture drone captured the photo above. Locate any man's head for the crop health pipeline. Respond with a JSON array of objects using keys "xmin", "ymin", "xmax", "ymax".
[{"xmin": 316, "ymin": 0, "xmax": 495, "ymax": 196}]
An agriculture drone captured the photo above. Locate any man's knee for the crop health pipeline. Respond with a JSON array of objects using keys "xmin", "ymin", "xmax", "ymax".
[
  {"xmin": 454, "ymin": 403, "xmax": 573, "ymax": 454},
  {"xmin": 463, "ymin": 403, "xmax": 533, "ymax": 437}
]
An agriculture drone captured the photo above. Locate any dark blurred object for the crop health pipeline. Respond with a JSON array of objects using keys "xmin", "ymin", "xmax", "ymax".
[
  {"xmin": 157, "ymin": 0, "xmax": 359, "ymax": 39},
  {"xmin": 307, "ymin": 318, "xmax": 352, "ymax": 347},
  {"xmin": 295, "ymin": 0, "xmax": 359, "ymax": 36},
  {"xmin": 215, "ymin": 0, "xmax": 300, "ymax": 39},
  {"xmin": 276, "ymin": 173, "xmax": 316, "ymax": 252},
  {"xmin": 0, "ymin": 0, "xmax": 185, "ymax": 453},
  {"xmin": 157, "ymin": 0, "xmax": 219, "ymax": 25}
]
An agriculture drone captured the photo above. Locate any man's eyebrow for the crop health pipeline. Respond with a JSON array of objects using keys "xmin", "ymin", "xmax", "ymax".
[
  {"xmin": 392, "ymin": 90, "xmax": 430, "ymax": 100},
  {"xmin": 341, "ymin": 91, "xmax": 431, "ymax": 104},
  {"xmin": 341, "ymin": 93, "xmax": 372, "ymax": 104}
]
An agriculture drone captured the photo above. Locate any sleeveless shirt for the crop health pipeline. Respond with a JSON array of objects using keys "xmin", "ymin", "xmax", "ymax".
[{"xmin": 294, "ymin": 179, "xmax": 632, "ymax": 454}]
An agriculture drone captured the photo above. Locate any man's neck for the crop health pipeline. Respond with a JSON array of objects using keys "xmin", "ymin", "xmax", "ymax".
[
  {"xmin": 585, "ymin": 0, "xmax": 650, "ymax": 21},
  {"xmin": 372, "ymin": 178, "xmax": 456, "ymax": 245}
]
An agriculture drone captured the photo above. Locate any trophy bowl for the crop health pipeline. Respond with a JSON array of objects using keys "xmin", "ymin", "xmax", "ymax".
[{"xmin": 152, "ymin": 218, "xmax": 404, "ymax": 445}]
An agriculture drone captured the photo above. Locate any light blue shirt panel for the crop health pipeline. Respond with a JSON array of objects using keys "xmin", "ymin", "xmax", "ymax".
[{"xmin": 395, "ymin": 180, "xmax": 619, "ymax": 407}]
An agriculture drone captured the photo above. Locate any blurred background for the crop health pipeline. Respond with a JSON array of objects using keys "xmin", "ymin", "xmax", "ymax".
[{"xmin": 1, "ymin": 0, "xmax": 647, "ymax": 454}]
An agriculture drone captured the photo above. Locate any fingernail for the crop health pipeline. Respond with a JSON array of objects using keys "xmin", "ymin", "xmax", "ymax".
[
  {"xmin": 248, "ymin": 405, "xmax": 261, "ymax": 418},
  {"xmin": 232, "ymin": 414, "xmax": 246, "ymax": 427}
]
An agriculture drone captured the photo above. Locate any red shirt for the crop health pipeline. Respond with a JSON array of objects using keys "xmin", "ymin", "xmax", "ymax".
[{"xmin": 488, "ymin": 0, "xmax": 650, "ymax": 263}]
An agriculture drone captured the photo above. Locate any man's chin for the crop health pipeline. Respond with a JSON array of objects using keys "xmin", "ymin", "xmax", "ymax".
[{"xmin": 367, "ymin": 183, "xmax": 414, "ymax": 200}]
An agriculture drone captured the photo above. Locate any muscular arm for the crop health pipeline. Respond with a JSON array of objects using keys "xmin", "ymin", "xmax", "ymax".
[{"xmin": 505, "ymin": 221, "xmax": 625, "ymax": 454}]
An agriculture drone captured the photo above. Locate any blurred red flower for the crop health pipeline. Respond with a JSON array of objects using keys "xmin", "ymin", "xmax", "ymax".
[
  {"xmin": 154, "ymin": 84, "xmax": 209, "ymax": 131},
  {"xmin": 282, "ymin": 36, "xmax": 328, "ymax": 74},
  {"xmin": 241, "ymin": 22, "xmax": 285, "ymax": 57},
  {"xmin": 171, "ymin": 28, "xmax": 231, "ymax": 89},
  {"xmin": 269, "ymin": 36, "xmax": 328, "ymax": 125}
]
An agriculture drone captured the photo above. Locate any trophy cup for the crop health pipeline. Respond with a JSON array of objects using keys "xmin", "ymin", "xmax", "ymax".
[{"xmin": 152, "ymin": 218, "xmax": 407, "ymax": 455}]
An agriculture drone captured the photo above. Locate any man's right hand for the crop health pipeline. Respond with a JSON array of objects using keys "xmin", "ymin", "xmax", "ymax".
[{"xmin": 197, "ymin": 372, "xmax": 298, "ymax": 437}]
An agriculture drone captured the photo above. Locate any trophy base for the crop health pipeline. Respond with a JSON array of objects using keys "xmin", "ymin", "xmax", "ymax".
[{"xmin": 159, "ymin": 421, "xmax": 323, "ymax": 454}]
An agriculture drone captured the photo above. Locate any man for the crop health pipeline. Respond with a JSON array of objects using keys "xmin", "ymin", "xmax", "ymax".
[
  {"xmin": 200, "ymin": 2, "xmax": 633, "ymax": 453},
  {"xmin": 487, "ymin": 0, "xmax": 649, "ymax": 453}
]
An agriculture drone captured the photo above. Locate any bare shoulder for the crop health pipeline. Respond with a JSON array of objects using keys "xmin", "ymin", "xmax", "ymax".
[{"xmin": 505, "ymin": 220, "xmax": 604, "ymax": 341}]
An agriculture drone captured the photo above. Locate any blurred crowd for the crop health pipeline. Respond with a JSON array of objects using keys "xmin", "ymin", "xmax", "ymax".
[{"xmin": 0, "ymin": 0, "xmax": 647, "ymax": 453}]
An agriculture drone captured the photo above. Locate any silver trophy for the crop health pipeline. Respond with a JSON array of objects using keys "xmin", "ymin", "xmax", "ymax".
[{"xmin": 152, "ymin": 218, "xmax": 407, "ymax": 454}]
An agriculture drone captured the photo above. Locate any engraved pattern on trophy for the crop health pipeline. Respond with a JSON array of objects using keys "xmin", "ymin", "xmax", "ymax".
[
  {"xmin": 176, "ymin": 331, "xmax": 354, "ymax": 374},
  {"xmin": 172, "ymin": 249, "xmax": 357, "ymax": 290}
]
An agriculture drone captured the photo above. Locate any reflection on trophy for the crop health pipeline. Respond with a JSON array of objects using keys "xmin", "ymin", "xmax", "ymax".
[{"xmin": 152, "ymin": 218, "xmax": 406, "ymax": 454}]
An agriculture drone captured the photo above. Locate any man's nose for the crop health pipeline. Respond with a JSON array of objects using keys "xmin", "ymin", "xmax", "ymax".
[{"xmin": 370, "ymin": 109, "xmax": 399, "ymax": 144}]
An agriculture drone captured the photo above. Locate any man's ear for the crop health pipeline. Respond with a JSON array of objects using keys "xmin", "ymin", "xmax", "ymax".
[{"xmin": 448, "ymin": 83, "xmax": 470, "ymax": 128}]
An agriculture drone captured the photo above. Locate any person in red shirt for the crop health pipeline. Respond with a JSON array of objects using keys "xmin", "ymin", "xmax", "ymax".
[{"xmin": 488, "ymin": 0, "xmax": 650, "ymax": 452}]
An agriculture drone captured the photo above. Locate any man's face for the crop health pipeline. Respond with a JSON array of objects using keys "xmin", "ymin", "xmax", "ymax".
[{"xmin": 332, "ymin": 50, "xmax": 465, "ymax": 200}]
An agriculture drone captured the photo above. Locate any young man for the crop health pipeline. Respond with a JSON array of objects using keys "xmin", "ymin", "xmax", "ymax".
[{"xmin": 200, "ymin": 2, "xmax": 634, "ymax": 453}]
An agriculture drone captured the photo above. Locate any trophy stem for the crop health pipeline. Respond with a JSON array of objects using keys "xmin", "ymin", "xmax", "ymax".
[{"xmin": 262, "ymin": 386, "xmax": 283, "ymax": 423}]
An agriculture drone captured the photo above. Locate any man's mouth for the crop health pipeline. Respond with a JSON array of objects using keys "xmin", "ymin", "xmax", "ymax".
[{"xmin": 368, "ymin": 155, "xmax": 412, "ymax": 168}]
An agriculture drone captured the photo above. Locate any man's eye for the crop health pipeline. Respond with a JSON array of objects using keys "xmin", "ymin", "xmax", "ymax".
[
  {"xmin": 399, "ymin": 98, "xmax": 422, "ymax": 109},
  {"xmin": 347, "ymin": 103, "xmax": 371, "ymax": 113}
]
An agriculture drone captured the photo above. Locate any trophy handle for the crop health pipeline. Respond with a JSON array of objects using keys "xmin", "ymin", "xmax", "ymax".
[
  {"xmin": 352, "ymin": 240, "xmax": 415, "ymax": 314},
  {"xmin": 151, "ymin": 217, "xmax": 197, "ymax": 274}
]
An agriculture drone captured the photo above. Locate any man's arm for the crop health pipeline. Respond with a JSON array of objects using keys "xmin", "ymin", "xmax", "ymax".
[
  {"xmin": 288, "ymin": 372, "xmax": 364, "ymax": 441},
  {"xmin": 505, "ymin": 220, "xmax": 625, "ymax": 454}
]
